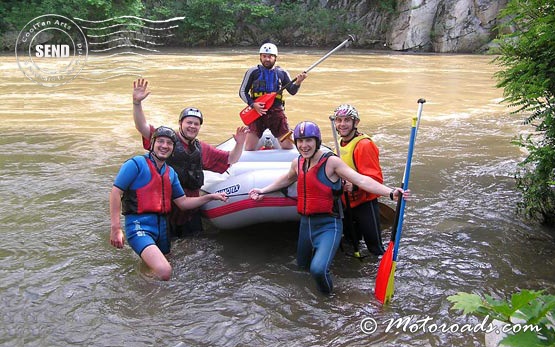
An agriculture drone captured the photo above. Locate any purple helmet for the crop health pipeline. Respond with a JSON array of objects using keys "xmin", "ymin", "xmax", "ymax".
[{"xmin": 293, "ymin": 121, "xmax": 321, "ymax": 149}]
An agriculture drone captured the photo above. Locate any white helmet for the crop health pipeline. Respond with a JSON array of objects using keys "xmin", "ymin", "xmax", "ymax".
[
  {"xmin": 259, "ymin": 43, "xmax": 278, "ymax": 56},
  {"xmin": 330, "ymin": 104, "xmax": 359, "ymax": 121}
]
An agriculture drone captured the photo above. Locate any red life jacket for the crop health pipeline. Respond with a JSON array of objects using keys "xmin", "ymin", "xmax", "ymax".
[
  {"xmin": 122, "ymin": 156, "xmax": 173, "ymax": 215},
  {"xmin": 297, "ymin": 152, "xmax": 340, "ymax": 216}
]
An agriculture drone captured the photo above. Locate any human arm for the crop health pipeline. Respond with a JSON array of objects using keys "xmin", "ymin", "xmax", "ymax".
[
  {"xmin": 227, "ymin": 126, "xmax": 249, "ymax": 164},
  {"xmin": 239, "ymin": 67, "xmax": 257, "ymax": 106},
  {"xmin": 239, "ymin": 67, "xmax": 267, "ymax": 115},
  {"xmin": 282, "ymin": 69, "xmax": 307, "ymax": 95},
  {"xmin": 109, "ymin": 158, "xmax": 142, "ymax": 248},
  {"xmin": 354, "ymin": 138, "xmax": 383, "ymax": 183},
  {"xmin": 109, "ymin": 186, "xmax": 125, "ymax": 249},
  {"xmin": 132, "ymin": 78, "xmax": 152, "ymax": 139},
  {"xmin": 173, "ymin": 192, "xmax": 228, "ymax": 210},
  {"xmin": 347, "ymin": 138, "xmax": 383, "ymax": 199},
  {"xmin": 328, "ymin": 156, "xmax": 407, "ymax": 200},
  {"xmin": 249, "ymin": 159, "xmax": 298, "ymax": 200}
]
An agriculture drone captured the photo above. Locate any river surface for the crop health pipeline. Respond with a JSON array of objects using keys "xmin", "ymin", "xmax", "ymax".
[{"xmin": 1, "ymin": 49, "xmax": 554, "ymax": 347}]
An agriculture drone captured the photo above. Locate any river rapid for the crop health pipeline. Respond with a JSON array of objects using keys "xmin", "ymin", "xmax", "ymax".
[{"xmin": 1, "ymin": 49, "xmax": 554, "ymax": 346}]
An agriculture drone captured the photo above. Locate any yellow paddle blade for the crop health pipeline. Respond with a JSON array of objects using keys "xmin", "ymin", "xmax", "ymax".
[{"xmin": 384, "ymin": 261, "xmax": 397, "ymax": 304}]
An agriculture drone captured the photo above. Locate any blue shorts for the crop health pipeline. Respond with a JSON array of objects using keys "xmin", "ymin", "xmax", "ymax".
[{"xmin": 124, "ymin": 214, "xmax": 171, "ymax": 255}]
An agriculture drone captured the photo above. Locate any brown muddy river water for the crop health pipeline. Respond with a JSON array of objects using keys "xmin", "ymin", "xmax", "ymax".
[{"xmin": 1, "ymin": 49, "xmax": 554, "ymax": 346}]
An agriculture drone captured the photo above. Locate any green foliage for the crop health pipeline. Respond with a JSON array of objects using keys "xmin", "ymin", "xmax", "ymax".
[
  {"xmin": 264, "ymin": 1, "xmax": 361, "ymax": 46},
  {"xmin": 175, "ymin": 0, "xmax": 275, "ymax": 46},
  {"xmin": 448, "ymin": 290, "xmax": 555, "ymax": 346},
  {"xmin": 494, "ymin": 0, "xmax": 555, "ymax": 225},
  {"xmin": 1, "ymin": 0, "xmax": 362, "ymax": 49}
]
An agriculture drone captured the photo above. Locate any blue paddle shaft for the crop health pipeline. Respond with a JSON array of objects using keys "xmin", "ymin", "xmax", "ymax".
[{"xmin": 392, "ymin": 101, "xmax": 425, "ymax": 260}]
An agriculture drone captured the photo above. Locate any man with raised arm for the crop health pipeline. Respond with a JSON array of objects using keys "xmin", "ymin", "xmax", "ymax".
[{"xmin": 132, "ymin": 78, "xmax": 248, "ymax": 237}]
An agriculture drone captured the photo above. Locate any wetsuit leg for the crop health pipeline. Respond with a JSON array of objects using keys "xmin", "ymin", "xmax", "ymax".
[
  {"xmin": 353, "ymin": 200, "xmax": 385, "ymax": 255},
  {"xmin": 296, "ymin": 217, "xmax": 313, "ymax": 270},
  {"xmin": 125, "ymin": 214, "xmax": 171, "ymax": 256},
  {"xmin": 298, "ymin": 216, "xmax": 342, "ymax": 294}
]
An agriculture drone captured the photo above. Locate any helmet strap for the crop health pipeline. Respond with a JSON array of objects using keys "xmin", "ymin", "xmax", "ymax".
[{"xmin": 179, "ymin": 126, "xmax": 195, "ymax": 143}]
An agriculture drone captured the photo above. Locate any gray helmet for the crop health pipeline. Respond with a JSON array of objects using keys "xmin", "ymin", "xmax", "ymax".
[
  {"xmin": 330, "ymin": 104, "xmax": 359, "ymax": 121},
  {"xmin": 179, "ymin": 107, "xmax": 203, "ymax": 124},
  {"xmin": 150, "ymin": 126, "xmax": 177, "ymax": 151}
]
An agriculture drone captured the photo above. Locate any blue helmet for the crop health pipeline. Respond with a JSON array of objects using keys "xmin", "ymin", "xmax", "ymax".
[{"xmin": 293, "ymin": 121, "xmax": 321, "ymax": 149}]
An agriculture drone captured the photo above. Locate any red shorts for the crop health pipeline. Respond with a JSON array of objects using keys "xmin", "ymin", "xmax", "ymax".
[{"xmin": 248, "ymin": 106, "xmax": 290, "ymax": 139}]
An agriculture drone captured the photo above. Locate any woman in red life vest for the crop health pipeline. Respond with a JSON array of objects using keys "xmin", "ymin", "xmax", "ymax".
[{"xmin": 249, "ymin": 121, "xmax": 408, "ymax": 294}]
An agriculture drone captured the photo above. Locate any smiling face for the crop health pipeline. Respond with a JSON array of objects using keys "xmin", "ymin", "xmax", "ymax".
[
  {"xmin": 179, "ymin": 116, "xmax": 201, "ymax": 141},
  {"xmin": 295, "ymin": 137, "xmax": 317, "ymax": 158},
  {"xmin": 152, "ymin": 136, "xmax": 175, "ymax": 161},
  {"xmin": 259, "ymin": 53, "xmax": 276, "ymax": 69},
  {"xmin": 334, "ymin": 116, "xmax": 359, "ymax": 138}
]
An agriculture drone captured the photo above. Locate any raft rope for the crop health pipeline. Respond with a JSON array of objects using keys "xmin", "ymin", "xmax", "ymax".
[{"xmin": 203, "ymin": 187, "xmax": 297, "ymax": 200}]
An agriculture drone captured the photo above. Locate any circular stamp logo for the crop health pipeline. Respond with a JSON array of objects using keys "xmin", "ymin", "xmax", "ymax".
[{"xmin": 15, "ymin": 14, "xmax": 88, "ymax": 87}]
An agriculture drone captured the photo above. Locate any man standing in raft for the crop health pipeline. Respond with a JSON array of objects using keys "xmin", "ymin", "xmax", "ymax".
[
  {"xmin": 109, "ymin": 126, "xmax": 227, "ymax": 280},
  {"xmin": 331, "ymin": 104, "xmax": 386, "ymax": 256},
  {"xmin": 239, "ymin": 42, "xmax": 307, "ymax": 150},
  {"xmin": 248, "ymin": 121, "xmax": 408, "ymax": 294},
  {"xmin": 132, "ymin": 78, "xmax": 248, "ymax": 238}
]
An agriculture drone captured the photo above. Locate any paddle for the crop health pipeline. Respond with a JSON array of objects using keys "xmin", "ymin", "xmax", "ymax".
[
  {"xmin": 240, "ymin": 35, "xmax": 355, "ymax": 125},
  {"xmin": 374, "ymin": 98, "xmax": 425, "ymax": 304},
  {"xmin": 378, "ymin": 201, "xmax": 395, "ymax": 231},
  {"xmin": 330, "ymin": 116, "xmax": 362, "ymax": 259}
]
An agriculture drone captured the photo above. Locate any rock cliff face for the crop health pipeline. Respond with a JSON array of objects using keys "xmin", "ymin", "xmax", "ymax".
[{"xmin": 324, "ymin": 0, "xmax": 508, "ymax": 52}]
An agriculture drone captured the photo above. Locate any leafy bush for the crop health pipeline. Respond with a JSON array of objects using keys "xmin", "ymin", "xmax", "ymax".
[
  {"xmin": 494, "ymin": 0, "xmax": 555, "ymax": 225},
  {"xmin": 448, "ymin": 290, "xmax": 555, "ymax": 346}
]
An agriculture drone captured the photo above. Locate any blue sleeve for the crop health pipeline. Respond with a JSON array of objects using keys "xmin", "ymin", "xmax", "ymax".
[
  {"xmin": 113, "ymin": 158, "xmax": 140, "ymax": 191},
  {"xmin": 170, "ymin": 169, "xmax": 185, "ymax": 199}
]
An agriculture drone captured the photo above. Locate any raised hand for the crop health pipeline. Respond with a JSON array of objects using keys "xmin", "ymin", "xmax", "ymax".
[
  {"xmin": 133, "ymin": 78, "xmax": 151, "ymax": 103},
  {"xmin": 233, "ymin": 126, "xmax": 250, "ymax": 145}
]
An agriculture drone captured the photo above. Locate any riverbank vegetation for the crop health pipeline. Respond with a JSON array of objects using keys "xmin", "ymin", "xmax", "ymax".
[
  {"xmin": 0, "ymin": 0, "xmax": 360, "ymax": 50},
  {"xmin": 494, "ymin": 0, "xmax": 555, "ymax": 226}
]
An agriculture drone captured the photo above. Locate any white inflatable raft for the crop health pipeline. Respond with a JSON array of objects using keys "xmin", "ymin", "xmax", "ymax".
[
  {"xmin": 200, "ymin": 130, "xmax": 396, "ymax": 231},
  {"xmin": 201, "ymin": 130, "xmax": 303, "ymax": 230}
]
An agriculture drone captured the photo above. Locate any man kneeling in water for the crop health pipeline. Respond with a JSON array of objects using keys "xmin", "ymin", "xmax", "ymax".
[{"xmin": 109, "ymin": 126, "xmax": 227, "ymax": 280}]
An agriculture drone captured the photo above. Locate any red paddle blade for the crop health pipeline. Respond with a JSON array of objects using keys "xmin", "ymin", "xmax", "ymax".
[
  {"xmin": 374, "ymin": 241, "xmax": 394, "ymax": 303},
  {"xmin": 239, "ymin": 93, "xmax": 278, "ymax": 125}
]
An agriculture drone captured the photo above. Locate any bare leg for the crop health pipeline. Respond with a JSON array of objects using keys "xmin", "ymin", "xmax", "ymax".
[
  {"xmin": 245, "ymin": 132, "xmax": 261, "ymax": 151},
  {"xmin": 140, "ymin": 245, "xmax": 172, "ymax": 281}
]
